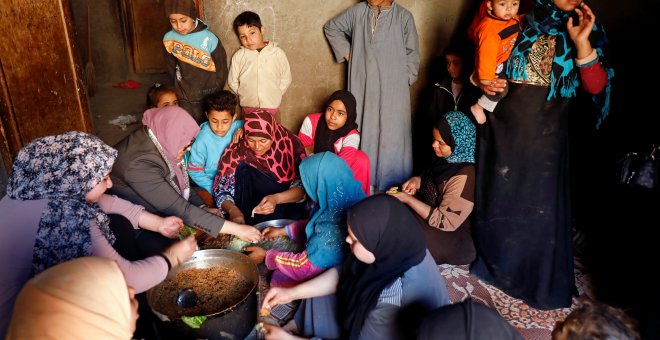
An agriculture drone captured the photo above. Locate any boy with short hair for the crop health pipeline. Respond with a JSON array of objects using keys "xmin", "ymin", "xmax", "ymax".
[
  {"xmin": 163, "ymin": 0, "xmax": 228, "ymax": 123},
  {"xmin": 188, "ymin": 90, "xmax": 244, "ymax": 195},
  {"xmin": 228, "ymin": 11, "xmax": 292, "ymax": 116}
]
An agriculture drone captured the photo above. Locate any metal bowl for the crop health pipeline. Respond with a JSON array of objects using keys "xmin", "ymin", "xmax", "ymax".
[
  {"xmin": 253, "ymin": 219, "xmax": 295, "ymax": 231},
  {"xmin": 148, "ymin": 249, "xmax": 259, "ymax": 339}
]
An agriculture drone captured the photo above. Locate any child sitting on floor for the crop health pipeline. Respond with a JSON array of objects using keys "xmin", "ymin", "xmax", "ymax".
[
  {"xmin": 245, "ymin": 152, "xmax": 365, "ymax": 289},
  {"xmin": 188, "ymin": 90, "xmax": 244, "ymax": 200},
  {"xmin": 298, "ymin": 90, "xmax": 370, "ymax": 195},
  {"xmin": 146, "ymin": 83, "xmax": 178, "ymax": 108}
]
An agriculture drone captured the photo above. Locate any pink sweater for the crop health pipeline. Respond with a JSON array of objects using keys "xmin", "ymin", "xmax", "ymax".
[{"xmin": 0, "ymin": 194, "xmax": 167, "ymax": 337}]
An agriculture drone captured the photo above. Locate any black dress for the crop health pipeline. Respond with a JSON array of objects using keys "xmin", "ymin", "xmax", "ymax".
[{"xmin": 471, "ymin": 82, "xmax": 576, "ymax": 309}]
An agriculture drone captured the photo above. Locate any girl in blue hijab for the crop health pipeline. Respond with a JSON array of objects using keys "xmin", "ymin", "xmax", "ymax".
[{"xmin": 246, "ymin": 152, "xmax": 365, "ymax": 288}]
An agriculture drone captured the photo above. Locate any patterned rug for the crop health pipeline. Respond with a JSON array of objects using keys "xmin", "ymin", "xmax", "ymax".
[{"xmin": 438, "ymin": 263, "xmax": 589, "ymax": 340}]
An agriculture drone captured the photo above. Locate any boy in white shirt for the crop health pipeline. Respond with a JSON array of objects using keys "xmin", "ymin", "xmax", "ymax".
[{"xmin": 228, "ymin": 11, "xmax": 292, "ymax": 116}]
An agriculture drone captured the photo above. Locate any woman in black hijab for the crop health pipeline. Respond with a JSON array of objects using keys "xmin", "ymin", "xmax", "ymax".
[
  {"xmin": 260, "ymin": 195, "xmax": 450, "ymax": 339},
  {"xmin": 298, "ymin": 90, "xmax": 371, "ymax": 195}
]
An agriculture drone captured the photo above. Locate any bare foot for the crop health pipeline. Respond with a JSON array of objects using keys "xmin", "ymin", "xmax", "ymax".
[{"xmin": 471, "ymin": 104, "xmax": 487, "ymax": 124}]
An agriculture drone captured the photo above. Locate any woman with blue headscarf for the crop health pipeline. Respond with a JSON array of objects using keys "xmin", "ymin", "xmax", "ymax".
[
  {"xmin": 471, "ymin": 0, "xmax": 613, "ymax": 309},
  {"xmin": 246, "ymin": 152, "xmax": 365, "ymax": 288},
  {"xmin": 388, "ymin": 111, "xmax": 477, "ymax": 265}
]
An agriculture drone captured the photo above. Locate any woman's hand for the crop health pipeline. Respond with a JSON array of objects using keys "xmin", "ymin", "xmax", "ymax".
[
  {"xmin": 232, "ymin": 128, "xmax": 244, "ymax": 144},
  {"xmin": 165, "ymin": 234, "xmax": 197, "ymax": 267},
  {"xmin": 262, "ymin": 287, "xmax": 296, "ymax": 311},
  {"xmin": 254, "ymin": 194, "xmax": 279, "ymax": 215},
  {"xmin": 262, "ymin": 226, "xmax": 288, "ymax": 240},
  {"xmin": 157, "ymin": 216, "xmax": 184, "ymax": 239},
  {"xmin": 388, "ymin": 190, "xmax": 412, "ymax": 204},
  {"xmin": 235, "ymin": 224, "xmax": 262, "ymax": 243},
  {"xmin": 202, "ymin": 206, "xmax": 222, "ymax": 216},
  {"xmin": 261, "ymin": 323, "xmax": 302, "ymax": 340},
  {"xmin": 245, "ymin": 246, "xmax": 266, "ymax": 264},
  {"xmin": 567, "ymin": 3, "xmax": 596, "ymax": 58},
  {"xmin": 228, "ymin": 207, "xmax": 246, "ymax": 224},
  {"xmin": 401, "ymin": 176, "xmax": 421, "ymax": 195},
  {"xmin": 231, "ymin": 215, "xmax": 246, "ymax": 224}
]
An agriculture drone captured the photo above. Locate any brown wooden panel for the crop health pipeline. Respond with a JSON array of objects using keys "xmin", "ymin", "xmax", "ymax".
[
  {"xmin": 0, "ymin": 0, "xmax": 91, "ymax": 152},
  {"xmin": 0, "ymin": 59, "xmax": 21, "ymax": 171},
  {"xmin": 123, "ymin": 0, "xmax": 171, "ymax": 74}
]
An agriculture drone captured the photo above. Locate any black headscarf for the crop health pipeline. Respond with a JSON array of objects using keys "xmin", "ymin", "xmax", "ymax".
[
  {"xmin": 313, "ymin": 90, "xmax": 358, "ymax": 153},
  {"xmin": 421, "ymin": 111, "xmax": 476, "ymax": 185},
  {"xmin": 338, "ymin": 195, "xmax": 427, "ymax": 340},
  {"xmin": 164, "ymin": 0, "xmax": 198, "ymax": 19},
  {"xmin": 417, "ymin": 299, "xmax": 523, "ymax": 340}
]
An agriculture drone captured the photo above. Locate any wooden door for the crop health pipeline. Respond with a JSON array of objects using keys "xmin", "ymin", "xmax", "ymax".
[
  {"xmin": 121, "ymin": 0, "xmax": 172, "ymax": 74},
  {"xmin": 121, "ymin": 0, "xmax": 205, "ymax": 74},
  {"xmin": 0, "ymin": 0, "xmax": 92, "ymax": 170}
]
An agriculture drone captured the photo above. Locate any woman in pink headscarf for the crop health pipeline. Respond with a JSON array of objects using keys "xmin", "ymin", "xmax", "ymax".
[{"xmin": 110, "ymin": 105, "xmax": 261, "ymax": 254}]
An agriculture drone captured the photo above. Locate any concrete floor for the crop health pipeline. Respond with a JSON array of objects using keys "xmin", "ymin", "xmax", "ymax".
[
  {"xmin": 0, "ymin": 74, "xmax": 168, "ymax": 198},
  {"xmin": 90, "ymin": 73, "xmax": 169, "ymax": 146}
]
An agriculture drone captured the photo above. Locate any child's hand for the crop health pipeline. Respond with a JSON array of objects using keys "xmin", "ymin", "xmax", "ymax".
[
  {"xmin": 262, "ymin": 287, "xmax": 295, "ymax": 312},
  {"xmin": 245, "ymin": 246, "xmax": 266, "ymax": 264},
  {"xmin": 232, "ymin": 128, "xmax": 244, "ymax": 143},
  {"xmin": 262, "ymin": 226, "xmax": 288, "ymax": 240},
  {"xmin": 386, "ymin": 186, "xmax": 399, "ymax": 195},
  {"xmin": 345, "ymin": 53, "xmax": 351, "ymax": 62}
]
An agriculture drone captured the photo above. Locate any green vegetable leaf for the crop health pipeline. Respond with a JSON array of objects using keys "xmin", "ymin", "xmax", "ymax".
[
  {"xmin": 181, "ymin": 315, "xmax": 207, "ymax": 329},
  {"xmin": 179, "ymin": 225, "xmax": 197, "ymax": 240}
]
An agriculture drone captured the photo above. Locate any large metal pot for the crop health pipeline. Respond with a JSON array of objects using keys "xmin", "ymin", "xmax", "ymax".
[{"xmin": 147, "ymin": 249, "xmax": 259, "ymax": 340}]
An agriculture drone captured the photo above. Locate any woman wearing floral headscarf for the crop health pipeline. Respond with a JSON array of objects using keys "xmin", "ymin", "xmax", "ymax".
[
  {"xmin": 110, "ymin": 106, "xmax": 261, "ymax": 252},
  {"xmin": 388, "ymin": 111, "xmax": 477, "ymax": 265},
  {"xmin": 213, "ymin": 109, "xmax": 308, "ymax": 225},
  {"xmin": 0, "ymin": 131, "xmax": 197, "ymax": 337},
  {"xmin": 471, "ymin": 0, "xmax": 613, "ymax": 309}
]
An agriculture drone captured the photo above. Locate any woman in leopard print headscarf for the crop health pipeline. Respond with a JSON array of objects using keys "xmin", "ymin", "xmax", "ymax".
[{"xmin": 213, "ymin": 109, "xmax": 308, "ymax": 224}]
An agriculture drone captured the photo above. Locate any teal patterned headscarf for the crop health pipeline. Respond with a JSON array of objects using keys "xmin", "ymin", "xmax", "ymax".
[
  {"xmin": 506, "ymin": 0, "xmax": 614, "ymax": 128},
  {"xmin": 444, "ymin": 111, "xmax": 476, "ymax": 164},
  {"xmin": 300, "ymin": 152, "xmax": 366, "ymax": 269},
  {"xmin": 422, "ymin": 111, "xmax": 476, "ymax": 186}
]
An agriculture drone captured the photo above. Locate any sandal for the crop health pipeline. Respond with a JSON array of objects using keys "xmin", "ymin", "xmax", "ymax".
[{"xmin": 269, "ymin": 300, "xmax": 300, "ymax": 326}]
